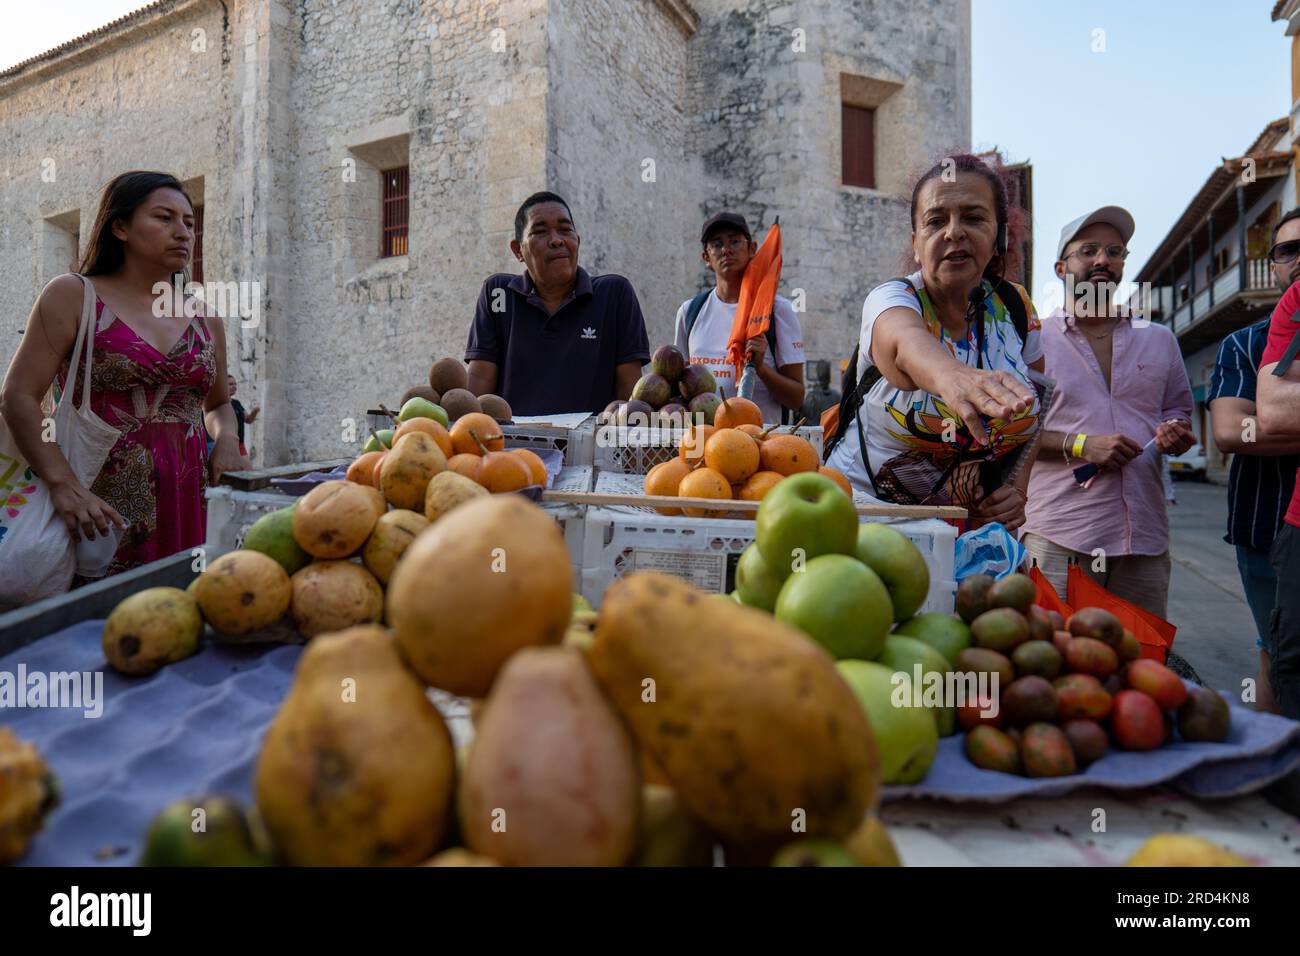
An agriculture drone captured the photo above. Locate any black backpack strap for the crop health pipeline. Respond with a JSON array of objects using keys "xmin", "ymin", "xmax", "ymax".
[
  {"xmin": 1270, "ymin": 309, "xmax": 1300, "ymax": 377},
  {"xmin": 993, "ymin": 278, "xmax": 1030, "ymax": 343},
  {"xmin": 681, "ymin": 290, "xmax": 712, "ymax": 358}
]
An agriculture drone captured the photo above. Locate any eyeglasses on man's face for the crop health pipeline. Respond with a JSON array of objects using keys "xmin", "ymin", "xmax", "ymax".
[
  {"xmin": 1064, "ymin": 243, "xmax": 1129, "ymax": 262},
  {"xmin": 1269, "ymin": 239, "xmax": 1300, "ymax": 264},
  {"xmin": 706, "ymin": 236, "xmax": 749, "ymax": 254}
]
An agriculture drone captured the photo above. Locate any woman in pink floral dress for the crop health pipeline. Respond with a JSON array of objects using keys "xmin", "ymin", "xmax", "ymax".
[{"xmin": 1, "ymin": 171, "xmax": 248, "ymax": 578}]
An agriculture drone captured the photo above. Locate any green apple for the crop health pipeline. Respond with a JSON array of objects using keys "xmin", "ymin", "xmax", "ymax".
[
  {"xmin": 774, "ymin": 554, "xmax": 892, "ymax": 660},
  {"xmin": 755, "ymin": 472, "xmax": 857, "ymax": 575},
  {"xmin": 893, "ymin": 613, "xmax": 972, "ymax": 667},
  {"xmin": 835, "ymin": 660, "xmax": 939, "ymax": 784},
  {"xmin": 734, "ymin": 543, "xmax": 786, "ymax": 612},
  {"xmin": 855, "ymin": 523, "xmax": 931, "ymax": 622},
  {"xmin": 397, "ymin": 397, "xmax": 449, "ymax": 428},
  {"xmin": 361, "ymin": 428, "xmax": 395, "ymax": 453},
  {"xmin": 875, "ymin": 635, "xmax": 955, "ymax": 736}
]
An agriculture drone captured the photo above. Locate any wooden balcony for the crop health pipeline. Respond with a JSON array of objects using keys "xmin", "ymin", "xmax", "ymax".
[{"xmin": 1167, "ymin": 257, "xmax": 1279, "ymax": 351}]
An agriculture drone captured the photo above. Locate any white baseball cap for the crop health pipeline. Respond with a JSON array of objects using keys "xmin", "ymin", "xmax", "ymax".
[{"xmin": 1057, "ymin": 206, "xmax": 1136, "ymax": 261}]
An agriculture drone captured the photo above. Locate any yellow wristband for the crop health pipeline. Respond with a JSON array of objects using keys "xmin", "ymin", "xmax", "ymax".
[{"xmin": 1071, "ymin": 433, "xmax": 1087, "ymax": 459}]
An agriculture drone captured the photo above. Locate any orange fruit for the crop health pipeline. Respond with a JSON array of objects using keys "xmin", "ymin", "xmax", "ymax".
[
  {"xmin": 446, "ymin": 453, "xmax": 483, "ymax": 483},
  {"xmin": 478, "ymin": 451, "xmax": 531, "ymax": 493},
  {"xmin": 451, "ymin": 412, "xmax": 505, "ymax": 456},
  {"xmin": 819, "ymin": 466, "xmax": 853, "ymax": 499},
  {"xmin": 737, "ymin": 424, "xmax": 767, "ymax": 440},
  {"xmin": 511, "ymin": 448, "xmax": 548, "ymax": 487},
  {"xmin": 714, "ymin": 396, "xmax": 763, "ymax": 430},
  {"xmin": 644, "ymin": 458, "xmax": 692, "ymax": 516},
  {"xmin": 703, "ymin": 428, "xmax": 760, "ymax": 484},
  {"xmin": 394, "ymin": 417, "xmax": 454, "ymax": 459},
  {"xmin": 759, "ymin": 434, "xmax": 819, "ymax": 476},
  {"xmin": 347, "ymin": 451, "xmax": 384, "ymax": 484},
  {"xmin": 679, "ymin": 423, "xmax": 715, "ymax": 465},
  {"xmin": 739, "ymin": 470, "xmax": 783, "ymax": 502},
  {"xmin": 371, "ymin": 451, "xmax": 388, "ymax": 489},
  {"xmin": 677, "ymin": 467, "xmax": 732, "ymax": 517}
]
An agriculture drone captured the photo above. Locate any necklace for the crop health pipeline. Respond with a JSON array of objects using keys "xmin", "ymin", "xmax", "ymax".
[{"xmin": 1076, "ymin": 318, "xmax": 1116, "ymax": 340}]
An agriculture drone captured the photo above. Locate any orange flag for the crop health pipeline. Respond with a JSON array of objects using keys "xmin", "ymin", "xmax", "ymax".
[{"xmin": 728, "ymin": 220, "xmax": 782, "ymax": 397}]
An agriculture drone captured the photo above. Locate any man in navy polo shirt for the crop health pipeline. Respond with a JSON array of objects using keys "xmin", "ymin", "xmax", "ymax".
[{"xmin": 465, "ymin": 191, "xmax": 650, "ymax": 416}]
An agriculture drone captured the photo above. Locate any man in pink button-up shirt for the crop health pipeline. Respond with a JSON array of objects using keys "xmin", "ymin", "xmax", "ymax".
[{"xmin": 1023, "ymin": 207, "xmax": 1194, "ymax": 618}]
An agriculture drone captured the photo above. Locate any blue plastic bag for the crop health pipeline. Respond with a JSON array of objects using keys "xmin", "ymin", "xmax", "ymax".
[{"xmin": 954, "ymin": 522, "xmax": 1027, "ymax": 582}]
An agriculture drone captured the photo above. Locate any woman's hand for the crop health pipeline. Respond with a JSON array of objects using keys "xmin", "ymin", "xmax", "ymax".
[
  {"xmin": 49, "ymin": 478, "xmax": 127, "ymax": 542},
  {"xmin": 972, "ymin": 484, "xmax": 1027, "ymax": 532},
  {"xmin": 935, "ymin": 366, "xmax": 1035, "ymax": 448},
  {"xmin": 209, "ymin": 434, "xmax": 251, "ymax": 485}
]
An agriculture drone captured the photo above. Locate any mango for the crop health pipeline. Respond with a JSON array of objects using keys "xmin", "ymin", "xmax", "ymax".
[
  {"xmin": 1125, "ymin": 834, "xmax": 1251, "ymax": 867},
  {"xmin": 242, "ymin": 506, "xmax": 311, "ymax": 576},
  {"xmin": 955, "ymin": 573, "xmax": 995, "ymax": 624},
  {"xmin": 1052, "ymin": 630, "xmax": 1072, "ymax": 655},
  {"xmin": 423, "ymin": 469, "xmax": 488, "ymax": 523},
  {"xmin": 1062, "ymin": 719, "xmax": 1108, "ymax": 766},
  {"xmin": 292, "ymin": 480, "xmax": 381, "ymax": 559},
  {"xmin": 361, "ymin": 509, "xmax": 429, "ymax": 585},
  {"xmin": 1067, "ymin": 606, "xmax": 1123, "ymax": 648},
  {"xmin": 970, "ymin": 607, "xmax": 1030, "ymax": 654},
  {"xmin": 1001, "ymin": 676, "xmax": 1060, "ymax": 727},
  {"xmin": 254, "ymin": 626, "xmax": 456, "ymax": 865},
  {"xmin": 588, "ymin": 572, "xmax": 878, "ymax": 848},
  {"xmin": 1064, "ymin": 636, "xmax": 1119, "ymax": 678},
  {"xmin": 1111, "ymin": 689, "xmax": 1165, "ymax": 751},
  {"xmin": 290, "ymin": 560, "xmax": 384, "ymax": 638},
  {"xmin": 1054, "ymin": 673, "xmax": 1113, "ymax": 720},
  {"xmin": 956, "ymin": 691, "xmax": 1002, "ymax": 730},
  {"xmin": 195, "ymin": 550, "xmax": 292, "ymax": 636},
  {"xmin": 380, "ymin": 431, "xmax": 447, "ymax": 511},
  {"xmin": 1118, "ymin": 628, "xmax": 1142, "ymax": 662},
  {"xmin": 103, "ymin": 587, "xmax": 202, "ymax": 676},
  {"xmin": 460, "ymin": 647, "xmax": 640, "ymax": 866},
  {"xmin": 1125, "ymin": 659, "xmax": 1189, "ymax": 711},
  {"xmin": 954, "ymin": 647, "xmax": 1014, "ymax": 690},
  {"xmin": 986, "ymin": 573, "xmax": 1035, "ymax": 614},
  {"xmin": 1026, "ymin": 605, "xmax": 1055, "ymax": 642},
  {"xmin": 1177, "ymin": 687, "xmax": 1230, "ymax": 742},
  {"xmin": 1011, "ymin": 640, "xmax": 1063, "ymax": 680},
  {"xmin": 964, "ymin": 725, "xmax": 1022, "ymax": 775},
  {"xmin": 388, "ymin": 495, "xmax": 572, "ymax": 697},
  {"xmin": 1021, "ymin": 722, "xmax": 1077, "ymax": 777}
]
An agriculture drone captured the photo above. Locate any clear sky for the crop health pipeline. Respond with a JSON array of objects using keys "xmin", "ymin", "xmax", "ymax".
[
  {"xmin": 973, "ymin": 0, "xmax": 1292, "ymax": 313},
  {"xmin": 5, "ymin": 0, "xmax": 1292, "ymax": 317}
]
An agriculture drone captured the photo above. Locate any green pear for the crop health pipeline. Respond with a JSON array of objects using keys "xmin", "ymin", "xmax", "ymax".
[{"xmin": 398, "ymin": 397, "xmax": 449, "ymax": 429}]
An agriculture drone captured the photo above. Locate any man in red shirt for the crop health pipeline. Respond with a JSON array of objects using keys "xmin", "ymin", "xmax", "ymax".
[{"xmin": 1256, "ymin": 276, "xmax": 1300, "ymax": 717}]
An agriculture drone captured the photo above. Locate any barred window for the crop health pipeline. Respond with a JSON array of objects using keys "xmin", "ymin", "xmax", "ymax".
[{"xmin": 381, "ymin": 166, "xmax": 409, "ymax": 258}]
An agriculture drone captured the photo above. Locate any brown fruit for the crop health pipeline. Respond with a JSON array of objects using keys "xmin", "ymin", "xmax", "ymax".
[
  {"xmin": 964, "ymin": 726, "xmax": 1022, "ymax": 775},
  {"xmin": 445, "ymin": 453, "xmax": 483, "ymax": 483},
  {"xmin": 1021, "ymin": 722, "xmax": 1077, "ymax": 777},
  {"xmin": 429, "ymin": 356, "xmax": 469, "ymax": 395},
  {"xmin": 1062, "ymin": 719, "xmax": 1108, "ymax": 766},
  {"xmin": 954, "ymin": 648, "xmax": 1015, "ymax": 690},
  {"xmin": 970, "ymin": 607, "xmax": 1031, "ymax": 654},
  {"xmin": 956, "ymin": 574, "xmax": 995, "ymax": 624},
  {"xmin": 1064, "ymin": 636, "xmax": 1119, "ymax": 679},
  {"xmin": 292, "ymin": 480, "xmax": 381, "ymax": 559},
  {"xmin": 393, "ymin": 417, "xmax": 454, "ymax": 459},
  {"xmin": 819, "ymin": 466, "xmax": 854, "ymax": 499},
  {"xmin": 1067, "ymin": 606, "xmax": 1124, "ymax": 648},
  {"xmin": 380, "ymin": 432, "xmax": 448, "ymax": 511},
  {"xmin": 1011, "ymin": 640, "xmax": 1063, "ymax": 680},
  {"xmin": 400, "ymin": 385, "xmax": 441, "ymax": 407},
  {"xmin": 1054, "ymin": 673, "xmax": 1113, "ymax": 721},
  {"xmin": 387, "ymin": 495, "xmax": 573, "ymax": 697},
  {"xmin": 346, "ymin": 451, "xmax": 384, "ymax": 484},
  {"xmin": 1111, "ymin": 689, "xmax": 1166, "ymax": 750},
  {"xmin": 478, "ymin": 393, "xmax": 513, "ymax": 423},
  {"xmin": 677, "ymin": 467, "xmax": 733, "ymax": 517},
  {"xmin": 450, "ymin": 413, "xmax": 504, "ymax": 456},
  {"xmin": 361, "ymin": 509, "xmax": 430, "ymax": 585},
  {"xmin": 759, "ymin": 434, "xmax": 819, "ymax": 476},
  {"xmin": 1125, "ymin": 659, "xmax": 1188, "ymax": 710},
  {"xmin": 290, "ymin": 560, "xmax": 385, "ymax": 637},
  {"xmin": 986, "ymin": 573, "xmax": 1036, "ymax": 614},
  {"xmin": 643, "ymin": 458, "xmax": 692, "ymax": 515},
  {"xmin": 1001, "ymin": 676, "xmax": 1060, "ymax": 727},
  {"xmin": 1177, "ymin": 687, "xmax": 1230, "ymax": 742},
  {"xmin": 510, "ymin": 448, "xmax": 548, "ymax": 487},
  {"xmin": 739, "ymin": 470, "xmax": 784, "ymax": 502},
  {"xmin": 713, "ymin": 396, "xmax": 763, "ymax": 429},
  {"xmin": 440, "ymin": 387, "xmax": 482, "ymax": 422},
  {"xmin": 704, "ymin": 428, "xmax": 760, "ymax": 484}
]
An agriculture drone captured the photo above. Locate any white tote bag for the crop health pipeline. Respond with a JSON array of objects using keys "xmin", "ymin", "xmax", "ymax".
[{"xmin": 0, "ymin": 275, "xmax": 122, "ymax": 607}]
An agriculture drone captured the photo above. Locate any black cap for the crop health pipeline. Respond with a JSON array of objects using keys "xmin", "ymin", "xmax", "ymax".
[{"xmin": 700, "ymin": 211, "xmax": 751, "ymax": 244}]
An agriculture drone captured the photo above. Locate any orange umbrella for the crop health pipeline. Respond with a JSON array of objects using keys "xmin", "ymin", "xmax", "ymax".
[{"xmin": 728, "ymin": 219, "xmax": 782, "ymax": 400}]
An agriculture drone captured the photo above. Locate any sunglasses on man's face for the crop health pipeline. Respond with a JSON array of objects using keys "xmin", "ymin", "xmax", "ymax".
[{"xmin": 1270, "ymin": 239, "xmax": 1300, "ymax": 264}]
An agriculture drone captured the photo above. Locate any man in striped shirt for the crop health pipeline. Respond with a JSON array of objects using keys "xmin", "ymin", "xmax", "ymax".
[{"xmin": 1209, "ymin": 315, "xmax": 1300, "ymax": 713}]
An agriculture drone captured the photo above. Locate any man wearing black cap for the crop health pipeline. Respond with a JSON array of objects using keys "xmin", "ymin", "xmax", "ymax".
[
  {"xmin": 465, "ymin": 191, "xmax": 651, "ymax": 415},
  {"xmin": 672, "ymin": 212, "xmax": 805, "ymax": 423}
]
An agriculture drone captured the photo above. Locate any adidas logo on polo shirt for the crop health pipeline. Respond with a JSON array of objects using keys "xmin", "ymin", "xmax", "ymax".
[{"xmin": 581, "ymin": 327, "xmax": 597, "ymax": 339}]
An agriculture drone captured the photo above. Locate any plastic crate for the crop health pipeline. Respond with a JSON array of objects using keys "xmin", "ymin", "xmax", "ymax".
[
  {"xmin": 580, "ymin": 505, "xmax": 957, "ymax": 614},
  {"xmin": 204, "ymin": 486, "xmax": 296, "ymax": 557},
  {"xmin": 593, "ymin": 423, "xmax": 825, "ymax": 475},
  {"xmin": 590, "ymin": 469, "xmax": 886, "ymax": 515},
  {"xmin": 542, "ymin": 466, "xmax": 593, "ymax": 572},
  {"xmin": 502, "ymin": 416, "xmax": 596, "ymax": 467}
]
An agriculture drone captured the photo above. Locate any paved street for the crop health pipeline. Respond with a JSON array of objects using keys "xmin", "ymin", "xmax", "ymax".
[{"xmin": 1166, "ymin": 480, "xmax": 1262, "ymax": 699}]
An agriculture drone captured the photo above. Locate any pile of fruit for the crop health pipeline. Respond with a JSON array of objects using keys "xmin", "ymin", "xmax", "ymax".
[
  {"xmin": 637, "ymin": 403, "xmax": 851, "ymax": 517},
  {"xmin": 599, "ymin": 344, "xmax": 723, "ymax": 429},
  {"xmin": 927, "ymin": 573, "xmax": 1232, "ymax": 778}
]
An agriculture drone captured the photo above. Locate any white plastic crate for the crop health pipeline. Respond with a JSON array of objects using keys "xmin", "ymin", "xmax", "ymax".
[
  {"xmin": 204, "ymin": 486, "xmax": 298, "ymax": 557},
  {"xmin": 542, "ymin": 466, "xmax": 593, "ymax": 572},
  {"xmin": 593, "ymin": 423, "xmax": 825, "ymax": 475},
  {"xmin": 502, "ymin": 416, "xmax": 595, "ymax": 467},
  {"xmin": 580, "ymin": 505, "xmax": 957, "ymax": 614}
]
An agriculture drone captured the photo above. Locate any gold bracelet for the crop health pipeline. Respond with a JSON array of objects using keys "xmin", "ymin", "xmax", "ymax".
[{"xmin": 1072, "ymin": 433, "xmax": 1087, "ymax": 459}]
